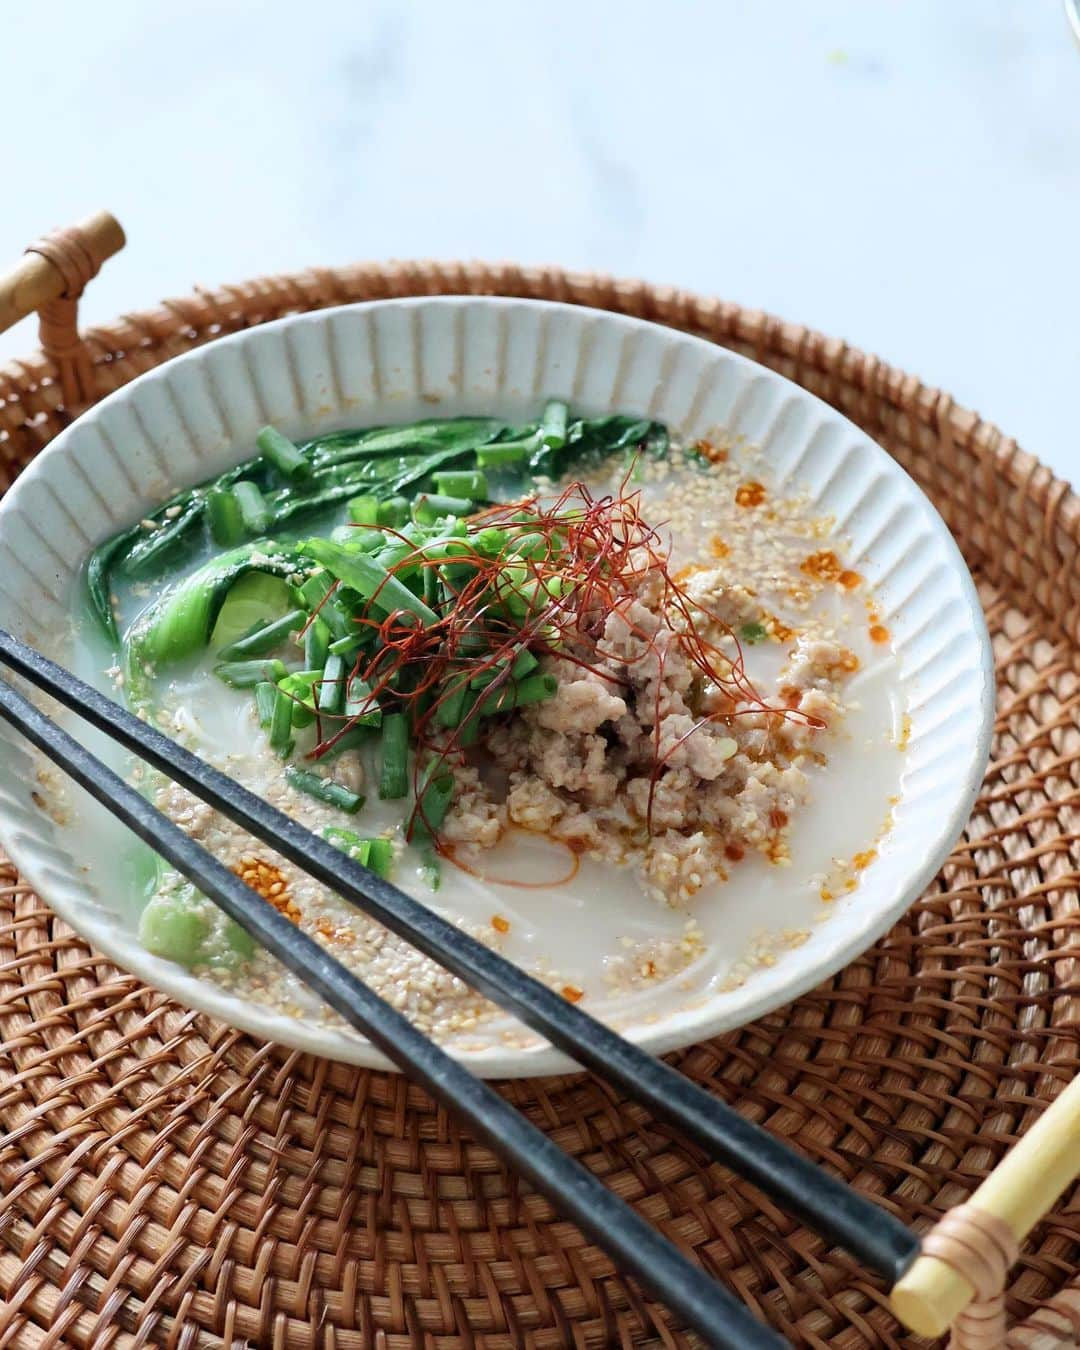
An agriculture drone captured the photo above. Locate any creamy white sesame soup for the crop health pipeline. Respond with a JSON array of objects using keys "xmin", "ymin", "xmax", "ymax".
[{"xmin": 68, "ymin": 408, "xmax": 905, "ymax": 1042}]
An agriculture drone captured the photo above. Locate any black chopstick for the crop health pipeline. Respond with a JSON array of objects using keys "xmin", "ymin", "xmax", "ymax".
[
  {"xmin": 0, "ymin": 672, "xmax": 782, "ymax": 1350},
  {"xmin": 0, "ymin": 628, "xmax": 919, "ymax": 1283}
]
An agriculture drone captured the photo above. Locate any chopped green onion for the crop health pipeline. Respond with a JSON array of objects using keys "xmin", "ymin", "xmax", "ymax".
[
  {"xmin": 214, "ymin": 658, "xmax": 287, "ymax": 688},
  {"xmin": 365, "ymin": 837, "xmax": 395, "ymax": 878},
  {"xmin": 316, "ymin": 597, "xmax": 350, "ymax": 640},
  {"xmin": 344, "ymin": 672, "xmax": 379, "ymax": 722},
  {"xmin": 419, "ymin": 847, "xmax": 441, "ymax": 891},
  {"xmin": 377, "ymin": 496, "xmax": 410, "ymax": 527},
  {"xmin": 740, "ymin": 622, "xmax": 768, "ymax": 644},
  {"xmin": 318, "ymin": 653, "xmax": 346, "ymax": 714},
  {"xmin": 207, "ymin": 487, "xmax": 246, "ymax": 545},
  {"xmin": 540, "ymin": 399, "xmax": 568, "ymax": 449},
  {"xmin": 455, "ymin": 628, "xmax": 490, "ymax": 656},
  {"xmin": 232, "ymin": 480, "xmax": 272, "ymax": 535},
  {"xmin": 257, "ymin": 425, "xmax": 311, "ymax": 482},
  {"xmin": 335, "ymin": 584, "xmax": 365, "ymax": 617},
  {"xmin": 254, "ymin": 680, "xmax": 279, "ymax": 729},
  {"xmin": 378, "ymin": 712, "xmax": 409, "ymax": 799},
  {"xmin": 437, "ymin": 564, "xmax": 475, "ymax": 594},
  {"xmin": 423, "ymin": 560, "xmax": 439, "ymax": 610},
  {"xmin": 285, "ymin": 766, "xmax": 363, "ymax": 813},
  {"xmin": 412, "ymin": 763, "xmax": 454, "ymax": 841},
  {"xmin": 511, "ymin": 648, "xmax": 541, "ymax": 679},
  {"xmin": 299, "ymin": 570, "xmax": 336, "ymax": 611},
  {"xmin": 507, "ymin": 531, "xmax": 546, "ymax": 560},
  {"xmin": 323, "ymin": 828, "xmax": 394, "ymax": 878},
  {"xmin": 494, "ymin": 564, "xmax": 565, "ymax": 620},
  {"xmin": 347, "ymin": 495, "xmax": 379, "ymax": 525},
  {"xmin": 472, "ymin": 526, "xmax": 512, "ymax": 557},
  {"xmin": 218, "ymin": 608, "xmax": 306, "ymax": 659},
  {"xmin": 416, "ymin": 536, "xmax": 474, "ymax": 565},
  {"xmin": 304, "ymin": 615, "xmax": 330, "ymax": 671},
  {"xmin": 268, "ymin": 686, "xmax": 294, "ymax": 756},
  {"xmin": 316, "ymin": 724, "xmax": 373, "ymax": 761},
  {"xmin": 475, "ymin": 435, "xmax": 541, "ymax": 467},
  {"xmin": 322, "ymin": 826, "xmax": 361, "ymax": 852},
  {"xmin": 455, "ymin": 703, "xmax": 481, "ymax": 746},
  {"xmin": 477, "ymin": 673, "xmax": 557, "ymax": 717},
  {"xmin": 300, "ymin": 539, "xmax": 438, "ymax": 626},
  {"xmin": 332, "ymin": 525, "xmax": 386, "ymax": 552},
  {"xmin": 328, "ymin": 633, "xmax": 363, "ymax": 656},
  {"xmin": 434, "ymin": 675, "xmax": 470, "ymax": 728},
  {"xmin": 413, "ymin": 493, "xmax": 473, "ymax": 524},
  {"xmin": 435, "ymin": 469, "xmax": 488, "ymax": 498},
  {"xmin": 469, "ymin": 647, "xmax": 538, "ymax": 688},
  {"xmin": 372, "ymin": 540, "xmax": 417, "ymax": 574},
  {"xmin": 279, "ymin": 671, "xmax": 319, "ymax": 728}
]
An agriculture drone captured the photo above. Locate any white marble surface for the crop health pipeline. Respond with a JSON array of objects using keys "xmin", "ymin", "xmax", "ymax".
[{"xmin": 2, "ymin": 1, "xmax": 1078, "ymax": 482}]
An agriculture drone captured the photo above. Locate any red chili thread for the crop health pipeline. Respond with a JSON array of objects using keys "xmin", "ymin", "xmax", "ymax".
[{"xmin": 306, "ymin": 479, "xmax": 818, "ymax": 838}]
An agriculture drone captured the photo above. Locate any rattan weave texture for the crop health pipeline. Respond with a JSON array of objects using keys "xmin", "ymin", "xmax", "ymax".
[{"xmin": 0, "ymin": 262, "xmax": 1076, "ymax": 1348}]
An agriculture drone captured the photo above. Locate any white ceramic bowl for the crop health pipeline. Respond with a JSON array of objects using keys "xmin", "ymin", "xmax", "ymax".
[{"xmin": 0, "ymin": 298, "xmax": 994, "ymax": 1076}]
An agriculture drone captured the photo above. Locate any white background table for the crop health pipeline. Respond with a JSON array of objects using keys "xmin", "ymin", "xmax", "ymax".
[{"xmin": 2, "ymin": 1, "xmax": 1077, "ymax": 482}]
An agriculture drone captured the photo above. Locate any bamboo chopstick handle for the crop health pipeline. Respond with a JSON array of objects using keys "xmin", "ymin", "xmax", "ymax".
[
  {"xmin": 891, "ymin": 1073, "xmax": 1080, "ymax": 1338},
  {"xmin": 0, "ymin": 210, "xmax": 125, "ymax": 336}
]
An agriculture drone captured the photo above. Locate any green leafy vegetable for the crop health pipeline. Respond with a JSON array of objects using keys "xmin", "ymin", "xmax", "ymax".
[
  {"xmin": 85, "ymin": 526, "xmax": 140, "ymax": 642},
  {"xmin": 122, "ymin": 543, "xmax": 302, "ymax": 698},
  {"xmin": 210, "ymin": 571, "xmax": 292, "ymax": 648},
  {"xmin": 305, "ymin": 417, "xmax": 505, "ymax": 468},
  {"xmin": 121, "ymin": 496, "xmax": 207, "ymax": 578}
]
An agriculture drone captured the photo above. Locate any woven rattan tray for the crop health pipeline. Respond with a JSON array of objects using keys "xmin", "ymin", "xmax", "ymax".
[{"xmin": 0, "ymin": 251, "xmax": 1077, "ymax": 1348}]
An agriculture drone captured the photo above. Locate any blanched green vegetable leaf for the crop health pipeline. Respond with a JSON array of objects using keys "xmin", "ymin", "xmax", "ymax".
[
  {"xmin": 85, "ymin": 525, "xmax": 141, "ymax": 642},
  {"xmin": 304, "ymin": 417, "xmax": 506, "ymax": 468},
  {"xmin": 121, "ymin": 495, "xmax": 207, "ymax": 578},
  {"xmin": 86, "ymin": 459, "xmax": 263, "ymax": 639},
  {"xmin": 123, "ymin": 542, "xmax": 303, "ymax": 696},
  {"xmin": 529, "ymin": 414, "xmax": 668, "ymax": 476}
]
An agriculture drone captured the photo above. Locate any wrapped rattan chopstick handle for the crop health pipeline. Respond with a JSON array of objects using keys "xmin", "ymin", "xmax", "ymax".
[
  {"xmin": 0, "ymin": 213, "xmax": 123, "ymax": 337},
  {"xmin": 891, "ymin": 1072, "xmax": 1080, "ymax": 1340},
  {"xmin": 0, "ymin": 211, "xmax": 124, "ymax": 335},
  {"xmin": 0, "ymin": 211, "xmax": 125, "ymax": 409}
]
